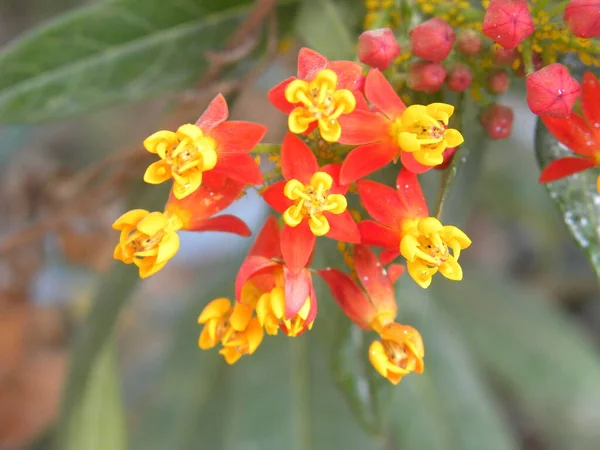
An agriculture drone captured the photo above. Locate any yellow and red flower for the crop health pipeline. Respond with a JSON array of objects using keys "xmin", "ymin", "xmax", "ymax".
[
  {"xmin": 262, "ymin": 133, "xmax": 360, "ymax": 273},
  {"xmin": 143, "ymin": 94, "xmax": 266, "ymax": 199},
  {"xmin": 539, "ymin": 72, "xmax": 600, "ymax": 191},
  {"xmin": 267, "ymin": 48, "xmax": 364, "ymax": 143},
  {"xmin": 358, "ymin": 169, "xmax": 471, "ymax": 288},
  {"xmin": 338, "ymin": 69, "xmax": 464, "ymax": 183}
]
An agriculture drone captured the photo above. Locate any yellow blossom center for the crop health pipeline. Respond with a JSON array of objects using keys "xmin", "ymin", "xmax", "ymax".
[
  {"xmin": 285, "ymin": 69, "xmax": 356, "ymax": 143},
  {"xmin": 282, "ymin": 171, "xmax": 347, "ymax": 236},
  {"xmin": 143, "ymin": 124, "xmax": 218, "ymax": 199},
  {"xmin": 255, "ymin": 286, "xmax": 314, "ymax": 337},
  {"xmin": 400, "ymin": 217, "xmax": 471, "ymax": 289},
  {"xmin": 390, "ymin": 103, "xmax": 464, "ymax": 166}
]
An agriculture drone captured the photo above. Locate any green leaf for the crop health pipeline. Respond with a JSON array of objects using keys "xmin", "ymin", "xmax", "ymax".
[
  {"xmin": 437, "ymin": 270, "xmax": 600, "ymax": 449},
  {"xmin": 295, "ymin": 0, "xmax": 355, "ymax": 60},
  {"xmin": 0, "ymin": 0, "xmax": 276, "ymax": 123},
  {"xmin": 63, "ymin": 337, "xmax": 127, "ymax": 450},
  {"xmin": 535, "ymin": 118, "xmax": 600, "ymax": 279},
  {"xmin": 435, "ymin": 96, "xmax": 488, "ymax": 226},
  {"xmin": 391, "ymin": 281, "xmax": 518, "ymax": 450}
]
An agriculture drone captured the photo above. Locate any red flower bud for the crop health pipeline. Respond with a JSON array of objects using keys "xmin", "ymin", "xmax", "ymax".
[
  {"xmin": 491, "ymin": 45, "xmax": 518, "ymax": 66},
  {"xmin": 479, "ymin": 104, "xmax": 514, "ymax": 139},
  {"xmin": 447, "ymin": 64, "xmax": 473, "ymax": 92},
  {"xmin": 409, "ymin": 18, "xmax": 455, "ymax": 63},
  {"xmin": 435, "ymin": 146, "xmax": 458, "ymax": 170},
  {"xmin": 455, "ymin": 30, "xmax": 482, "ymax": 56},
  {"xmin": 407, "ymin": 61, "xmax": 447, "ymax": 93},
  {"xmin": 359, "ymin": 28, "xmax": 402, "ymax": 71},
  {"xmin": 486, "ymin": 69, "xmax": 510, "ymax": 94},
  {"xmin": 526, "ymin": 63, "xmax": 581, "ymax": 117},
  {"xmin": 564, "ymin": 0, "xmax": 600, "ymax": 38},
  {"xmin": 482, "ymin": 0, "xmax": 535, "ymax": 49}
]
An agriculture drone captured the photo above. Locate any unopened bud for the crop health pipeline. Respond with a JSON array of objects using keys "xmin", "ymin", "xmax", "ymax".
[
  {"xmin": 358, "ymin": 28, "xmax": 402, "ymax": 71},
  {"xmin": 482, "ymin": 0, "xmax": 535, "ymax": 49},
  {"xmin": 526, "ymin": 63, "xmax": 581, "ymax": 117},
  {"xmin": 407, "ymin": 61, "xmax": 447, "ymax": 93},
  {"xmin": 455, "ymin": 30, "xmax": 483, "ymax": 56},
  {"xmin": 564, "ymin": 0, "xmax": 600, "ymax": 38},
  {"xmin": 410, "ymin": 18, "xmax": 455, "ymax": 63},
  {"xmin": 479, "ymin": 104, "xmax": 514, "ymax": 139},
  {"xmin": 486, "ymin": 69, "xmax": 510, "ymax": 94},
  {"xmin": 447, "ymin": 65, "xmax": 473, "ymax": 92},
  {"xmin": 491, "ymin": 45, "xmax": 518, "ymax": 66}
]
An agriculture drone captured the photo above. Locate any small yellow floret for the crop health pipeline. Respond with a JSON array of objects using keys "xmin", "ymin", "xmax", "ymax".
[{"xmin": 255, "ymin": 286, "xmax": 313, "ymax": 337}]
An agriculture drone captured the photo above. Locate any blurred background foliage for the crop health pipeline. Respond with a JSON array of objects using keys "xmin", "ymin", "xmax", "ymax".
[{"xmin": 0, "ymin": 0, "xmax": 599, "ymax": 449}]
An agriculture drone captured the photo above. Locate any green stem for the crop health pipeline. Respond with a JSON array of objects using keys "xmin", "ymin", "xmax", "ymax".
[
  {"xmin": 250, "ymin": 143, "xmax": 280, "ymax": 154},
  {"xmin": 521, "ymin": 40, "xmax": 535, "ymax": 76}
]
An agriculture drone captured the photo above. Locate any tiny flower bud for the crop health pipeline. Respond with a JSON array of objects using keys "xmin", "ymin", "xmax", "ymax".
[
  {"xmin": 525, "ymin": 63, "xmax": 581, "ymax": 117},
  {"xmin": 359, "ymin": 28, "xmax": 402, "ymax": 71},
  {"xmin": 410, "ymin": 18, "xmax": 455, "ymax": 63},
  {"xmin": 486, "ymin": 69, "xmax": 510, "ymax": 94},
  {"xmin": 455, "ymin": 30, "xmax": 482, "ymax": 56},
  {"xmin": 447, "ymin": 65, "xmax": 473, "ymax": 92},
  {"xmin": 479, "ymin": 104, "xmax": 514, "ymax": 139},
  {"xmin": 407, "ymin": 61, "xmax": 447, "ymax": 93},
  {"xmin": 491, "ymin": 45, "xmax": 518, "ymax": 66},
  {"xmin": 564, "ymin": 0, "xmax": 600, "ymax": 38},
  {"xmin": 482, "ymin": 0, "xmax": 535, "ymax": 49},
  {"xmin": 435, "ymin": 146, "xmax": 458, "ymax": 170}
]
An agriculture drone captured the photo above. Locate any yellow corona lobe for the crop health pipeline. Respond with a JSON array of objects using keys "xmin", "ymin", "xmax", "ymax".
[
  {"xmin": 400, "ymin": 217, "xmax": 471, "ymax": 289},
  {"xmin": 143, "ymin": 124, "xmax": 218, "ymax": 200},
  {"xmin": 369, "ymin": 323, "xmax": 424, "ymax": 385},
  {"xmin": 112, "ymin": 209, "xmax": 183, "ymax": 278},
  {"xmin": 391, "ymin": 103, "xmax": 464, "ymax": 166},
  {"xmin": 285, "ymin": 69, "xmax": 356, "ymax": 143},
  {"xmin": 282, "ymin": 171, "xmax": 347, "ymax": 236},
  {"xmin": 255, "ymin": 286, "xmax": 313, "ymax": 337}
]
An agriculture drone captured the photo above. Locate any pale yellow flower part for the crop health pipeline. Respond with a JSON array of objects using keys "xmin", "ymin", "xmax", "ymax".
[{"xmin": 255, "ymin": 286, "xmax": 313, "ymax": 337}]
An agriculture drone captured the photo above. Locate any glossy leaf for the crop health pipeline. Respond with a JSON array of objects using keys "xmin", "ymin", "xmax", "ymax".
[
  {"xmin": 437, "ymin": 270, "xmax": 600, "ymax": 449},
  {"xmin": 535, "ymin": 118, "xmax": 600, "ymax": 279}
]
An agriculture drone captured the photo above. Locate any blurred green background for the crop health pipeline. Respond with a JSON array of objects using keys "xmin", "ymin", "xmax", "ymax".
[{"xmin": 0, "ymin": 0, "xmax": 599, "ymax": 449}]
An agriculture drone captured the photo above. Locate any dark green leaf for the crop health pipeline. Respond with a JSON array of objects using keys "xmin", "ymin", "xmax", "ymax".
[
  {"xmin": 535, "ymin": 118, "xmax": 600, "ymax": 279},
  {"xmin": 391, "ymin": 281, "xmax": 518, "ymax": 450},
  {"xmin": 437, "ymin": 270, "xmax": 600, "ymax": 449}
]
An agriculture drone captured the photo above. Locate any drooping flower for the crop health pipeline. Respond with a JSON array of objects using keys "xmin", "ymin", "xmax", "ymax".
[
  {"xmin": 409, "ymin": 18, "xmax": 455, "ymax": 63},
  {"xmin": 357, "ymin": 169, "xmax": 471, "ymax": 288},
  {"xmin": 338, "ymin": 69, "xmax": 464, "ymax": 183},
  {"xmin": 479, "ymin": 103, "xmax": 514, "ymax": 140},
  {"xmin": 369, "ymin": 322, "xmax": 424, "ymax": 385},
  {"xmin": 482, "ymin": 0, "xmax": 534, "ymax": 49},
  {"xmin": 564, "ymin": 0, "xmax": 600, "ymax": 39},
  {"xmin": 262, "ymin": 133, "xmax": 360, "ymax": 273},
  {"xmin": 358, "ymin": 28, "xmax": 402, "ymax": 71},
  {"xmin": 267, "ymin": 48, "xmax": 364, "ymax": 143},
  {"xmin": 539, "ymin": 71, "xmax": 600, "ymax": 190},
  {"xmin": 526, "ymin": 64, "xmax": 581, "ymax": 118},
  {"xmin": 143, "ymin": 94, "xmax": 266, "ymax": 199}
]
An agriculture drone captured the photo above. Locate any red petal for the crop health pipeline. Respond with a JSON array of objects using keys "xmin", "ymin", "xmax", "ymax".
[
  {"xmin": 380, "ymin": 249, "xmax": 400, "ymax": 264},
  {"xmin": 395, "ymin": 169, "xmax": 429, "ymax": 217},
  {"xmin": 328, "ymin": 60, "xmax": 364, "ymax": 91},
  {"xmin": 195, "ymin": 94, "xmax": 229, "ymax": 132},
  {"xmin": 306, "ymin": 280, "xmax": 318, "ymax": 325},
  {"xmin": 338, "ymin": 110, "xmax": 390, "ymax": 145},
  {"xmin": 213, "ymin": 153, "xmax": 263, "ymax": 185},
  {"xmin": 400, "ymin": 151, "xmax": 434, "ymax": 174},
  {"xmin": 541, "ymin": 114, "xmax": 598, "ymax": 156},
  {"xmin": 235, "ymin": 256, "xmax": 279, "ymax": 299},
  {"xmin": 212, "ymin": 121, "xmax": 267, "ymax": 153},
  {"xmin": 387, "ymin": 264, "xmax": 405, "ymax": 283},
  {"xmin": 358, "ymin": 220, "xmax": 400, "ymax": 249},
  {"xmin": 357, "ymin": 180, "xmax": 405, "ymax": 229},
  {"xmin": 353, "ymin": 245, "xmax": 396, "ymax": 313},
  {"xmin": 262, "ymin": 181, "xmax": 292, "ymax": 213},
  {"xmin": 320, "ymin": 164, "xmax": 348, "ymax": 195},
  {"xmin": 582, "ymin": 71, "xmax": 600, "ymax": 128},
  {"xmin": 365, "ymin": 68, "xmax": 406, "ymax": 118},
  {"xmin": 326, "ymin": 211, "xmax": 360, "ymax": 243},
  {"xmin": 189, "ymin": 214, "xmax": 251, "ymax": 236},
  {"xmin": 248, "ymin": 215, "xmax": 282, "ymax": 259},
  {"xmin": 281, "ymin": 132, "xmax": 319, "ymax": 182},
  {"xmin": 267, "ymin": 77, "xmax": 296, "ymax": 114},
  {"xmin": 281, "ymin": 222, "xmax": 316, "ymax": 274},
  {"xmin": 297, "ymin": 48, "xmax": 328, "ymax": 80},
  {"xmin": 317, "ymin": 268, "xmax": 375, "ymax": 329},
  {"xmin": 538, "ymin": 157, "xmax": 595, "ymax": 183},
  {"xmin": 340, "ymin": 142, "xmax": 395, "ymax": 184},
  {"xmin": 283, "ymin": 267, "xmax": 311, "ymax": 318}
]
